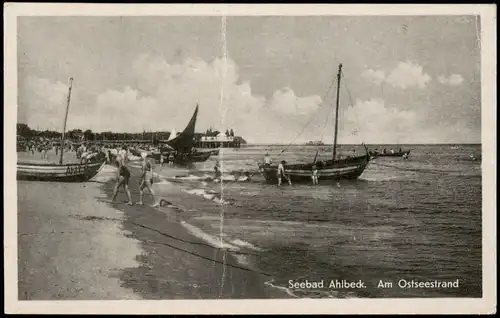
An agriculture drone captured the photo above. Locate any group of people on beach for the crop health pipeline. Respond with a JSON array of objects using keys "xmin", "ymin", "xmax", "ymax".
[
  {"xmin": 159, "ymin": 152, "xmax": 176, "ymax": 168},
  {"xmin": 111, "ymin": 146, "xmax": 160, "ymax": 208}
]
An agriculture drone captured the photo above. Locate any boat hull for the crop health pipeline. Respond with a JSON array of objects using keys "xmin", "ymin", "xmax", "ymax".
[
  {"xmin": 148, "ymin": 151, "xmax": 212, "ymax": 164},
  {"xmin": 258, "ymin": 155, "xmax": 370, "ymax": 183},
  {"xmin": 17, "ymin": 160, "xmax": 106, "ymax": 182}
]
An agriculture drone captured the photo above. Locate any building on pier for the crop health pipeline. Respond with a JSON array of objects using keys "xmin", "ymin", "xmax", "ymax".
[{"xmin": 192, "ymin": 134, "xmax": 243, "ymax": 148}]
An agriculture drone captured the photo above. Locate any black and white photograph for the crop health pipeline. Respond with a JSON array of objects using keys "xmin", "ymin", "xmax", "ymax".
[{"xmin": 4, "ymin": 3, "xmax": 496, "ymax": 315}]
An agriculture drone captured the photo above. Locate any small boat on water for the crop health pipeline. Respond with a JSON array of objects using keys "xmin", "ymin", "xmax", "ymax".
[
  {"xmin": 17, "ymin": 78, "xmax": 106, "ymax": 182},
  {"xmin": 258, "ymin": 64, "xmax": 371, "ymax": 183}
]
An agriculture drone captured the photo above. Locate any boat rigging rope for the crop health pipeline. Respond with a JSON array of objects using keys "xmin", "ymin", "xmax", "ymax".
[
  {"xmin": 276, "ymin": 77, "xmax": 337, "ymax": 156},
  {"xmin": 340, "ymin": 70, "xmax": 363, "ymax": 141},
  {"xmin": 313, "ymin": 94, "xmax": 335, "ymax": 163}
]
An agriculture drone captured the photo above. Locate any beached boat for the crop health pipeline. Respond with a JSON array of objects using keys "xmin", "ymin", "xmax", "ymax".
[
  {"xmin": 17, "ymin": 160, "xmax": 105, "ymax": 182},
  {"xmin": 208, "ymin": 148, "xmax": 220, "ymax": 156},
  {"xmin": 148, "ymin": 149, "xmax": 211, "ymax": 164},
  {"xmin": 258, "ymin": 64, "xmax": 370, "ymax": 183},
  {"xmin": 16, "ymin": 78, "xmax": 106, "ymax": 182},
  {"xmin": 164, "ymin": 105, "xmax": 199, "ymax": 153},
  {"xmin": 160, "ymin": 104, "xmax": 213, "ymax": 163}
]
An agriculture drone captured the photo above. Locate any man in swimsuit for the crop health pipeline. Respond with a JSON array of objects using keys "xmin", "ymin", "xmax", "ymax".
[
  {"xmin": 138, "ymin": 152, "xmax": 160, "ymax": 207},
  {"xmin": 311, "ymin": 165, "xmax": 319, "ymax": 185},
  {"xmin": 111, "ymin": 146, "xmax": 133, "ymax": 205},
  {"xmin": 263, "ymin": 153, "xmax": 272, "ymax": 167},
  {"xmin": 277, "ymin": 160, "xmax": 292, "ymax": 186}
]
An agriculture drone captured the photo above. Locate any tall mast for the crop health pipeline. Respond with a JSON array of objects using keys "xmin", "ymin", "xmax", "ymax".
[
  {"xmin": 59, "ymin": 77, "xmax": 74, "ymax": 165},
  {"xmin": 332, "ymin": 64, "xmax": 342, "ymax": 161}
]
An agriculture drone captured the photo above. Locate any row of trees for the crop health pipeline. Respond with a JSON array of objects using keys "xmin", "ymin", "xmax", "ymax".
[{"xmin": 17, "ymin": 123, "xmax": 238, "ymax": 143}]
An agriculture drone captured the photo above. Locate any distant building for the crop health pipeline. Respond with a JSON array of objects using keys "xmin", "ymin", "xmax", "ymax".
[{"xmin": 193, "ymin": 131, "xmax": 245, "ymax": 148}]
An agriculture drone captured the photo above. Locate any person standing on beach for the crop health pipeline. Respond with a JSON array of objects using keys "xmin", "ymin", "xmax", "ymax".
[
  {"xmin": 138, "ymin": 152, "xmax": 160, "ymax": 207},
  {"xmin": 214, "ymin": 160, "xmax": 222, "ymax": 180},
  {"xmin": 168, "ymin": 152, "xmax": 174, "ymax": 166},
  {"xmin": 160, "ymin": 153, "xmax": 165, "ymax": 168},
  {"xmin": 263, "ymin": 153, "xmax": 272, "ymax": 167},
  {"xmin": 111, "ymin": 146, "xmax": 133, "ymax": 205},
  {"xmin": 41, "ymin": 143, "xmax": 48, "ymax": 159},
  {"xmin": 311, "ymin": 165, "xmax": 319, "ymax": 185}
]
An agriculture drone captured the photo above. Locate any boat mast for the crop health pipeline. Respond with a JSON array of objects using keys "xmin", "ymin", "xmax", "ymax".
[
  {"xmin": 59, "ymin": 77, "xmax": 74, "ymax": 165},
  {"xmin": 332, "ymin": 64, "xmax": 342, "ymax": 161}
]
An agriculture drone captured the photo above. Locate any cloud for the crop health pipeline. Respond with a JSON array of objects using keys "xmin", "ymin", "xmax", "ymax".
[
  {"xmin": 269, "ymin": 87, "xmax": 322, "ymax": 116},
  {"xmin": 362, "ymin": 61, "xmax": 431, "ymax": 89},
  {"xmin": 342, "ymin": 98, "xmax": 422, "ymax": 143},
  {"xmin": 19, "ymin": 55, "xmax": 324, "ymax": 144},
  {"xmin": 361, "ymin": 69, "xmax": 386, "ymax": 85},
  {"xmin": 18, "ymin": 76, "xmax": 69, "ymax": 130},
  {"xmin": 340, "ymin": 97, "xmax": 479, "ymax": 144},
  {"xmin": 438, "ymin": 74, "xmax": 464, "ymax": 86}
]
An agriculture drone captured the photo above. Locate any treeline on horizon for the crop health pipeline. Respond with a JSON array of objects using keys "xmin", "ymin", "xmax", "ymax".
[{"xmin": 16, "ymin": 123, "xmax": 246, "ymax": 143}]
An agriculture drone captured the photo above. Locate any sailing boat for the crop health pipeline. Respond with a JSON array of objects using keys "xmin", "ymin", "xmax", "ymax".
[
  {"xmin": 145, "ymin": 104, "xmax": 211, "ymax": 164},
  {"xmin": 167, "ymin": 128, "xmax": 177, "ymax": 141},
  {"xmin": 17, "ymin": 78, "xmax": 106, "ymax": 182},
  {"xmin": 258, "ymin": 64, "xmax": 371, "ymax": 183}
]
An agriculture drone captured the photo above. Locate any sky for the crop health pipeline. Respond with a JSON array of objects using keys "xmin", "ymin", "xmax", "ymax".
[{"xmin": 17, "ymin": 15, "xmax": 481, "ymax": 144}]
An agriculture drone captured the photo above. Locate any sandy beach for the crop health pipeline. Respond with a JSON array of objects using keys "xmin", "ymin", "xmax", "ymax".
[{"xmin": 17, "ymin": 157, "xmax": 281, "ymax": 299}]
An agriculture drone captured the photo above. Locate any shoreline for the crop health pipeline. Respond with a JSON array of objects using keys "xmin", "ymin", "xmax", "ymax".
[
  {"xmin": 17, "ymin": 160, "xmax": 288, "ymax": 299},
  {"xmin": 100, "ymin": 165, "xmax": 287, "ymax": 299}
]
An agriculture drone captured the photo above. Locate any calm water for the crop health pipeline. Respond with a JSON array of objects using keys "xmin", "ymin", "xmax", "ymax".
[{"xmin": 150, "ymin": 144, "xmax": 482, "ymax": 298}]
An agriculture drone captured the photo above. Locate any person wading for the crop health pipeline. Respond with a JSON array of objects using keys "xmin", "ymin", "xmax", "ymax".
[
  {"xmin": 311, "ymin": 165, "xmax": 319, "ymax": 185},
  {"xmin": 263, "ymin": 153, "xmax": 272, "ymax": 167},
  {"xmin": 111, "ymin": 146, "xmax": 133, "ymax": 205},
  {"xmin": 137, "ymin": 152, "xmax": 160, "ymax": 207},
  {"xmin": 277, "ymin": 160, "xmax": 292, "ymax": 186}
]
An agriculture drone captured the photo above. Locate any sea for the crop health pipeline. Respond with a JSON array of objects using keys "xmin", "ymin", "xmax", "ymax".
[{"xmin": 145, "ymin": 144, "xmax": 482, "ymax": 298}]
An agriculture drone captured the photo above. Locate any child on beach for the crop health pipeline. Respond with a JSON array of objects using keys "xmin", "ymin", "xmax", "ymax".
[
  {"xmin": 138, "ymin": 152, "xmax": 160, "ymax": 207},
  {"xmin": 111, "ymin": 146, "xmax": 133, "ymax": 205},
  {"xmin": 168, "ymin": 152, "xmax": 174, "ymax": 166}
]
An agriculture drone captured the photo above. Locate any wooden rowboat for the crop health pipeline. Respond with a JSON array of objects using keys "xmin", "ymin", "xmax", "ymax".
[
  {"xmin": 17, "ymin": 160, "xmax": 105, "ymax": 182},
  {"xmin": 259, "ymin": 153, "xmax": 370, "ymax": 183}
]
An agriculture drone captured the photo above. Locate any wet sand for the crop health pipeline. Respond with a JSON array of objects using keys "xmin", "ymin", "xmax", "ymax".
[
  {"xmin": 17, "ymin": 162, "xmax": 280, "ymax": 299},
  {"xmin": 101, "ymin": 167, "xmax": 282, "ymax": 299}
]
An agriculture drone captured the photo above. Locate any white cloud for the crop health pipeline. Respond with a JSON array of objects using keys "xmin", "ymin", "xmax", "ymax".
[
  {"xmin": 438, "ymin": 74, "xmax": 464, "ymax": 86},
  {"xmin": 19, "ymin": 55, "xmax": 323, "ymax": 143},
  {"xmin": 19, "ymin": 76, "xmax": 69, "ymax": 131},
  {"xmin": 362, "ymin": 61, "xmax": 431, "ymax": 89},
  {"xmin": 342, "ymin": 98, "xmax": 425, "ymax": 144},
  {"xmin": 361, "ymin": 69, "xmax": 386, "ymax": 85},
  {"xmin": 269, "ymin": 87, "xmax": 322, "ymax": 116},
  {"xmin": 386, "ymin": 61, "xmax": 431, "ymax": 89}
]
